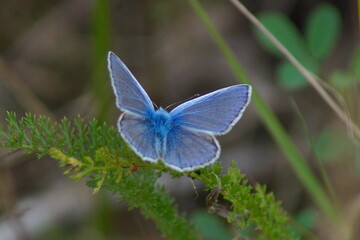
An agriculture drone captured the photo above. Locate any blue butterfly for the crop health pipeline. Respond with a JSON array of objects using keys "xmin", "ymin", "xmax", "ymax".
[{"xmin": 108, "ymin": 52, "xmax": 252, "ymax": 172}]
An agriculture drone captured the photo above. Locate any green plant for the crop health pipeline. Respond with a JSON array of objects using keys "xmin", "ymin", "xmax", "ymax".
[
  {"xmin": 2, "ymin": 1, "xmax": 352, "ymax": 238},
  {"xmin": 91, "ymin": 0, "xmax": 112, "ymax": 121},
  {"xmin": 0, "ymin": 112, "xmax": 297, "ymax": 239},
  {"xmin": 189, "ymin": 0, "xmax": 340, "ymax": 225},
  {"xmin": 254, "ymin": 3, "xmax": 341, "ymax": 89}
]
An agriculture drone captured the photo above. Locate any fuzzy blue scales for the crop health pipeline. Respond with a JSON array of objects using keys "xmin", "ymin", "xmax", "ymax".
[{"xmin": 108, "ymin": 51, "xmax": 252, "ymax": 172}]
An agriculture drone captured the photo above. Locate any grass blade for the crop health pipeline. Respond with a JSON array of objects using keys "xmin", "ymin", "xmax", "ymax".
[{"xmin": 188, "ymin": 0, "xmax": 339, "ymax": 223}]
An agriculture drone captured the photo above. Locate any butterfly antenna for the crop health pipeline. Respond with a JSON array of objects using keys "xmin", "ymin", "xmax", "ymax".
[
  {"xmin": 165, "ymin": 94, "xmax": 200, "ymax": 110},
  {"xmin": 152, "ymin": 101, "xmax": 158, "ymax": 109}
]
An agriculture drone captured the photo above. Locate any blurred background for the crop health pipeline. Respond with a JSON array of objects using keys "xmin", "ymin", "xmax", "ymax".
[{"xmin": 0, "ymin": 0, "xmax": 359, "ymax": 239}]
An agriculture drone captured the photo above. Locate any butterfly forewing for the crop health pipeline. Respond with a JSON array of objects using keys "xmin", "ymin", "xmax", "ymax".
[
  {"xmin": 163, "ymin": 126, "xmax": 220, "ymax": 171},
  {"xmin": 170, "ymin": 85, "xmax": 251, "ymax": 135},
  {"xmin": 108, "ymin": 52, "xmax": 154, "ymax": 116},
  {"xmin": 108, "ymin": 52, "xmax": 252, "ymax": 172}
]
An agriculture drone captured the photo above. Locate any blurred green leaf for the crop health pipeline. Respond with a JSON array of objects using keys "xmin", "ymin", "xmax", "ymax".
[
  {"xmin": 290, "ymin": 208, "xmax": 317, "ymax": 238},
  {"xmin": 255, "ymin": 12, "xmax": 307, "ymax": 61},
  {"xmin": 277, "ymin": 62, "xmax": 307, "ymax": 89},
  {"xmin": 277, "ymin": 61, "xmax": 318, "ymax": 90},
  {"xmin": 314, "ymin": 126, "xmax": 349, "ymax": 162},
  {"xmin": 305, "ymin": 3, "xmax": 341, "ymax": 60},
  {"xmin": 330, "ymin": 70, "xmax": 357, "ymax": 89},
  {"xmin": 192, "ymin": 210, "xmax": 231, "ymax": 240},
  {"xmin": 296, "ymin": 208, "xmax": 317, "ymax": 230},
  {"xmin": 190, "ymin": 0, "xmax": 340, "ymax": 223}
]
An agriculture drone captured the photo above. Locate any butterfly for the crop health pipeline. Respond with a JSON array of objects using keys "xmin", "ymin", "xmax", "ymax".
[{"xmin": 108, "ymin": 51, "xmax": 252, "ymax": 172}]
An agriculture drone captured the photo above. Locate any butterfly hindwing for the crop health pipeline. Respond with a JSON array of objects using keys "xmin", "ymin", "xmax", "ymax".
[
  {"xmin": 108, "ymin": 52, "xmax": 252, "ymax": 172},
  {"xmin": 163, "ymin": 126, "xmax": 220, "ymax": 171},
  {"xmin": 170, "ymin": 85, "xmax": 251, "ymax": 135},
  {"xmin": 118, "ymin": 113, "xmax": 159, "ymax": 162},
  {"xmin": 108, "ymin": 52, "xmax": 154, "ymax": 116}
]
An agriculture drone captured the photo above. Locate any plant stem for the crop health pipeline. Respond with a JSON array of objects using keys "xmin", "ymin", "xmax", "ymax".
[
  {"xmin": 230, "ymin": 0, "xmax": 360, "ymax": 141},
  {"xmin": 188, "ymin": 0, "xmax": 340, "ymax": 223},
  {"xmin": 91, "ymin": 0, "xmax": 112, "ymax": 121}
]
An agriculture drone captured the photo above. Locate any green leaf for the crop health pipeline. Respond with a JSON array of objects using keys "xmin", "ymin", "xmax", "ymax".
[
  {"xmin": 254, "ymin": 12, "xmax": 308, "ymax": 61},
  {"xmin": 305, "ymin": 3, "xmax": 341, "ymax": 60},
  {"xmin": 1, "ymin": 112, "xmax": 297, "ymax": 239},
  {"xmin": 314, "ymin": 125, "xmax": 350, "ymax": 162},
  {"xmin": 296, "ymin": 208, "xmax": 316, "ymax": 230},
  {"xmin": 277, "ymin": 61, "xmax": 318, "ymax": 90},
  {"xmin": 190, "ymin": 0, "xmax": 340, "ymax": 224},
  {"xmin": 290, "ymin": 208, "xmax": 317, "ymax": 238}
]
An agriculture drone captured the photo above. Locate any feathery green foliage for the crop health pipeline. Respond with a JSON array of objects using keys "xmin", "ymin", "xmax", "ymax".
[{"xmin": 0, "ymin": 112, "xmax": 297, "ymax": 239}]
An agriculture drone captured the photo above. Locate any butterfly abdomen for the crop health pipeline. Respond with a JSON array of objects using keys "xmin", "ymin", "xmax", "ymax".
[
  {"xmin": 149, "ymin": 108, "xmax": 173, "ymax": 156},
  {"xmin": 109, "ymin": 52, "xmax": 252, "ymax": 171}
]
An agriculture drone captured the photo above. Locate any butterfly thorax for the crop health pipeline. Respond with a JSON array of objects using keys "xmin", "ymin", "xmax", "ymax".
[
  {"xmin": 150, "ymin": 108, "xmax": 172, "ymax": 139},
  {"xmin": 149, "ymin": 108, "xmax": 172, "ymax": 157}
]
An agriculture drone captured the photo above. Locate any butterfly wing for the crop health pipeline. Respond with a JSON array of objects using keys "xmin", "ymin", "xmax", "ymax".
[
  {"xmin": 118, "ymin": 113, "xmax": 159, "ymax": 162},
  {"xmin": 170, "ymin": 85, "xmax": 251, "ymax": 135},
  {"xmin": 108, "ymin": 52, "xmax": 158, "ymax": 161},
  {"xmin": 163, "ymin": 126, "xmax": 220, "ymax": 171},
  {"xmin": 108, "ymin": 51, "xmax": 154, "ymax": 116}
]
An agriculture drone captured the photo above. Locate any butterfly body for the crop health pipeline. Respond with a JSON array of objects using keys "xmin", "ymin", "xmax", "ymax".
[
  {"xmin": 108, "ymin": 52, "xmax": 252, "ymax": 172},
  {"xmin": 148, "ymin": 107, "xmax": 172, "ymax": 157},
  {"xmin": 150, "ymin": 107, "xmax": 172, "ymax": 139}
]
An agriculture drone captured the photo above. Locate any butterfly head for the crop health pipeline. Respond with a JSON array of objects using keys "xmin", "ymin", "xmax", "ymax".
[{"xmin": 108, "ymin": 51, "xmax": 252, "ymax": 171}]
